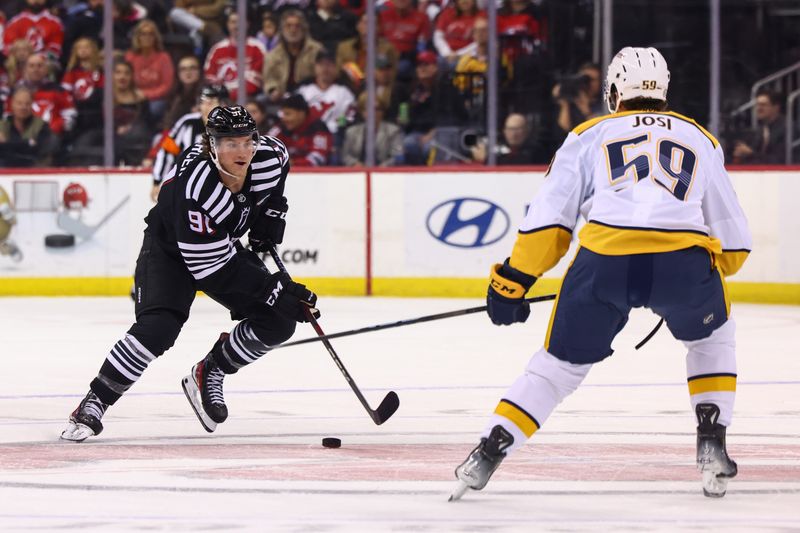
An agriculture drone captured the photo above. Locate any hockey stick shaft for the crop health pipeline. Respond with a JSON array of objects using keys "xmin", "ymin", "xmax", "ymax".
[
  {"xmin": 275, "ymin": 293, "xmax": 557, "ymax": 350},
  {"xmin": 266, "ymin": 244, "xmax": 398, "ymax": 425}
]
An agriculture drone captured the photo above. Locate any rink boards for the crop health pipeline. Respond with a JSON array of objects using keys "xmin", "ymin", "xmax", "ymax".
[{"xmin": 0, "ymin": 168, "xmax": 798, "ymax": 303}]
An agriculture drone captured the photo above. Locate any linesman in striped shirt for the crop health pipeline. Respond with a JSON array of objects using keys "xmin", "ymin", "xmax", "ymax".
[
  {"xmin": 62, "ymin": 105, "xmax": 319, "ymax": 441},
  {"xmin": 150, "ymin": 84, "xmax": 230, "ymax": 202}
]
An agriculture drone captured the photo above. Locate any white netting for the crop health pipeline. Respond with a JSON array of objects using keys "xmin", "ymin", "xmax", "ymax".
[{"xmin": 13, "ymin": 181, "xmax": 60, "ymax": 212}]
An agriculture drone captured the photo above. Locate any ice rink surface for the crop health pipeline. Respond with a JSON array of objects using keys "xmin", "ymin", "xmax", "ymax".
[{"xmin": 1, "ymin": 296, "xmax": 798, "ymax": 532}]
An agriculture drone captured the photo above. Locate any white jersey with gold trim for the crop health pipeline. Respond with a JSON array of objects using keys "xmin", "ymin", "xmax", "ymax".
[{"xmin": 509, "ymin": 110, "xmax": 752, "ymax": 279}]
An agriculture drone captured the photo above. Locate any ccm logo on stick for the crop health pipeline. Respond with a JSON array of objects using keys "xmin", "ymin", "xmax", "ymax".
[{"xmin": 426, "ymin": 198, "xmax": 510, "ymax": 248}]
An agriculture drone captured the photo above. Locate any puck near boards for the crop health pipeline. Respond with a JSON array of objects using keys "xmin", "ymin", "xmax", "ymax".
[
  {"xmin": 44, "ymin": 234, "xmax": 76, "ymax": 248},
  {"xmin": 322, "ymin": 437, "xmax": 341, "ymax": 448}
]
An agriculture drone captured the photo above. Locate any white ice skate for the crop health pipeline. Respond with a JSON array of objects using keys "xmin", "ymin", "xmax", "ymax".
[
  {"xmin": 60, "ymin": 391, "xmax": 107, "ymax": 442},
  {"xmin": 181, "ymin": 371, "xmax": 218, "ymax": 433},
  {"xmin": 182, "ymin": 340, "xmax": 229, "ymax": 433},
  {"xmin": 61, "ymin": 420, "xmax": 98, "ymax": 442},
  {"xmin": 449, "ymin": 425, "xmax": 513, "ymax": 501},
  {"xmin": 696, "ymin": 403, "xmax": 738, "ymax": 498}
]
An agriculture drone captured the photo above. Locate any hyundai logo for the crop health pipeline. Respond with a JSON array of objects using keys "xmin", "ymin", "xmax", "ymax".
[{"xmin": 426, "ymin": 198, "xmax": 510, "ymax": 248}]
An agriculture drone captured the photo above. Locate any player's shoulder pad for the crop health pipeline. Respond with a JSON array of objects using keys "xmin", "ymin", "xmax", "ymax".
[
  {"xmin": 182, "ymin": 157, "xmax": 236, "ymax": 225},
  {"xmin": 258, "ymin": 135, "xmax": 290, "ymax": 167},
  {"xmin": 662, "ymin": 111, "xmax": 720, "ymax": 149}
]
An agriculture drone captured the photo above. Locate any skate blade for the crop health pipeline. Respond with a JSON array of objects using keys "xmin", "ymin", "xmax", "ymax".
[
  {"xmin": 181, "ymin": 376, "xmax": 217, "ymax": 433},
  {"xmin": 60, "ymin": 421, "xmax": 95, "ymax": 442},
  {"xmin": 448, "ymin": 480, "xmax": 470, "ymax": 502},
  {"xmin": 702, "ymin": 471, "xmax": 729, "ymax": 498}
]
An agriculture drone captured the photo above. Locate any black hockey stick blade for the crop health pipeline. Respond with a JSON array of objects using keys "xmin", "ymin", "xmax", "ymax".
[
  {"xmin": 372, "ymin": 390, "xmax": 400, "ymax": 425},
  {"xmin": 266, "ymin": 242, "xmax": 400, "ymax": 425}
]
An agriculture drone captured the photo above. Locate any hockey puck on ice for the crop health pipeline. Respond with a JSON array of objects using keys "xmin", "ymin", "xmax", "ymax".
[
  {"xmin": 322, "ymin": 437, "xmax": 341, "ymax": 448},
  {"xmin": 44, "ymin": 234, "xmax": 76, "ymax": 248}
]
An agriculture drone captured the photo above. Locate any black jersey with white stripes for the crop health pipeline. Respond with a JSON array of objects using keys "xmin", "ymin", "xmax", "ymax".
[
  {"xmin": 151, "ymin": 112, "xmax": 205, "ymax": 185},
  {"xmin": 145, "ymin": 135, "xmax": 290, "ymax": 296}
]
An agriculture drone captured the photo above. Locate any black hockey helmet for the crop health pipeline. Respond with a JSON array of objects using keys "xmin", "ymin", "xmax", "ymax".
[
  {"xmin": 206, "ymin": 105, "xmax": 258, "ymax": 140},
  {"xmin": 199, "ymin": 83, "xmax": 230, "ymax": 104}
]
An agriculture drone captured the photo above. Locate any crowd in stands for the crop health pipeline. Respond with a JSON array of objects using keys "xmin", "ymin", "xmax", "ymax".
[{"xmin": 0, "ymin": 0, "xmax": 796, "ymax": 168}]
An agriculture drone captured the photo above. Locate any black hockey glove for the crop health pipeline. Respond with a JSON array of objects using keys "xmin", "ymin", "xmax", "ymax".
[
  {"xmin": 487, "ymin": 258, "xmax": 537, "ymax": 326},
  {"xmin": 265, "ymin": 271, "xmax": 320, "ymax": 323},
  {"xmin": 250, "ymin": 195, "xmax": 288, "ymax": 251}
]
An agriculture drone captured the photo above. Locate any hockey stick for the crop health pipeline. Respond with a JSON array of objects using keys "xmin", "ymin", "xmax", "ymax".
[
  {"xmin": 266, "ymin": 243, "xmax": 399, "ymax": 425},
  {"xmin": 275, "ymin": 294, "xmax": 557, "ymax": 350},
  {"xmin": 635, "ymin": 318, "xmax": 664, "ymax": 350}
]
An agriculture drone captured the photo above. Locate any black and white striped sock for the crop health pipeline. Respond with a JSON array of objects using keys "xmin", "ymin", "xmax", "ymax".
[
  {"xmin": 218, "ymin": 320, "xmax": 270, "ymax": 370},
  {"xmin": 107, "ymin": 334, "xmax": 156, "ymax": 382}
]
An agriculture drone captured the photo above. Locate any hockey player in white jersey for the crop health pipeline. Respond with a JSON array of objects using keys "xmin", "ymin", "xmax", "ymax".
[{"xmin": 450, "ymin": 47, "xmax": 752, "ymax": 501}]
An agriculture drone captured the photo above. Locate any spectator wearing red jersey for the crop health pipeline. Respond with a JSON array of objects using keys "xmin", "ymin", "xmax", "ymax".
[
  {"xmin": 296, "ymin": 50, "xmax": 355, "ymax": 135},
  {"xmin": 263, "ymin": 9, "xmax": 324, "ymax": 103},
  {"xmin": 497, "ymin": 0, "xmax": 545, "ymax": 62},
  {"xmin": 14, "ymin": 52, "xmax": 75, "ymax": 137},
  {"xmin": 203, "ymin": 11, "xmax": 267, "ymax": 101},
  {"xmin": 124, "ymin": 19, "xmax": 174, "ymax": 122},
  {"xmin": 2, "ymin": 0, "xmax": 63, "ymax": 61},
  {"xmin": 379, "ymin": 0, "xmax": 432, "ymax": 78},
  {"xmin": 268, "ymin": 93, "xmax": 332, "ymax": 166},
  {"xmin": 433, "ymin": 0, "xmax": 483, "ymax": 65},
  {"xmin": 61, "ymin": 36, "xmax": 103, "ymax": 134}
]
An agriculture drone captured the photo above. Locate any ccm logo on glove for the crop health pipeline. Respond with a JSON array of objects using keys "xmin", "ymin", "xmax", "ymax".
[{"xmin": 265, "ymin": 272, "xmax": 320, "ymax": 322}]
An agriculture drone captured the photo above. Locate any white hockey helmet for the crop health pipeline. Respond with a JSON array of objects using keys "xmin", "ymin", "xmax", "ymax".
[{"xmin": 605, "ymin": 47, "xmax": 670, "ymax": 113}]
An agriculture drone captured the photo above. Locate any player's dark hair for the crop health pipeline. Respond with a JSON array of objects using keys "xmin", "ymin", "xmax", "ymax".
[{"xmin": 619, "ymin": 97, "xmax": 668, "ymax": 112}]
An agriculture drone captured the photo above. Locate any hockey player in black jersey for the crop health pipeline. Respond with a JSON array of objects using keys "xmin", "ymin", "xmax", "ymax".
[{"xmin": 62, "ymin": 105, "xmax": 319, "ymax": 441}]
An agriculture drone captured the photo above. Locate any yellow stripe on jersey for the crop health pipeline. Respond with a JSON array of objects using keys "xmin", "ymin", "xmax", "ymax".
[
  {"xmin": 571, "ymin": 110, "xmax": 720, "ymax": 148},
  {"xmin": 494, "ymin": 399, "xmax": 540, "ymax": 438},
  {"xmin": 716, "ymin": 265, "xmax": 731, "ymax": 317},
  {"xmin": 544, "ymin": 251, "xmax": 577, "ymax": 350},
  {"xmin": 717, "ymin": 250, "xmax": 750, "ymax": 277},
  {"xmin": 579, "ymin": 221, "xmax": 723, "ymax": 257},
  {"xmin": 687, "ymin": 374, "xmax": 737, "ymax": 395},
  {"xmin": 509, "ymin": 225, "xmax": 573, "ymax": 278},
  {"xmin": 571, "ymin": 112, "xmax": 632, "ymax": 135}
]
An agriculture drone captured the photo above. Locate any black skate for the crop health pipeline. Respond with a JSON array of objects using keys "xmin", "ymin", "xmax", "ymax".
[
  {"xmin": 61, "ymin": 390, "xmax": 108, "ymax": 442},
  {"xmin": 696, "ymin": 403, "xmax": 738, "ymax": 498},
  {"xmin": 449, "ymin": 425, "xmax": 514, "ymax": 501},
  {"xmin": 182, "ymin": 333, "xmax": 229, "ymax": 432}
]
